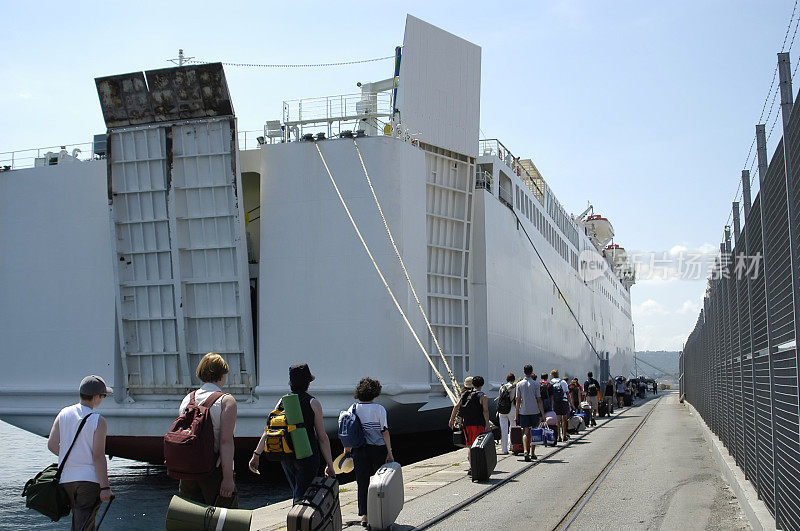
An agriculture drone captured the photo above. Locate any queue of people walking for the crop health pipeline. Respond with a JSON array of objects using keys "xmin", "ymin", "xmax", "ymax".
[
  {"xmin": 38, "ymin": 354, "xmax": 398, "ymax": 530},
  {"xmin": 36, "ymin": 352, "xmax": 660, "ymax": 530},
  {"xmin": 449, "ymin": 366, "xmax": 659, "ymax": 466}
]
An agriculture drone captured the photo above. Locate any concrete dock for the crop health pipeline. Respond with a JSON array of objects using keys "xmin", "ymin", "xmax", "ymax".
[{"xmin": 250, "ymin": 393, "xmax": 752, "ymax": 530}]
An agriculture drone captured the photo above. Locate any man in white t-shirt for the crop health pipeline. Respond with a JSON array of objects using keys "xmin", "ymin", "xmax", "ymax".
[
  {"xmin": 47, "ymin": 375, "xmax": 114, "ymax": 531},
  {"xmin": 514, "ymin": 364, "xmax": 545, "ymax": 461}
]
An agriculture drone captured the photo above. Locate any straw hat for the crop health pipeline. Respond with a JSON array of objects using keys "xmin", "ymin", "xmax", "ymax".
[
  {"xmin": 332, "ymin": 450, "xmax": 354, "ymax": 475},
  {"xmin": 464, "ymin": 376, "xmax": 474, "ymax": 389}
]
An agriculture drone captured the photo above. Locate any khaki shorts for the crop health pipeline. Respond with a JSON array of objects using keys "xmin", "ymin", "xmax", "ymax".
[{"xmin": 587, "ymin": 396, "xmax": 599, "ymax": 409}]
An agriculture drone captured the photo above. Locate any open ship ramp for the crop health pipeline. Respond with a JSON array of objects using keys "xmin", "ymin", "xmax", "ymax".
[{"xmin": 96, "ymin": 64, "xmax": 254, "ymax": 396}]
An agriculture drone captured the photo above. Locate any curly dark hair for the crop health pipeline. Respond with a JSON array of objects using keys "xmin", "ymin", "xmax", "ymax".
[{"xmin": 354, "ymin": 377, "xmax": 382, "ymax": 402}]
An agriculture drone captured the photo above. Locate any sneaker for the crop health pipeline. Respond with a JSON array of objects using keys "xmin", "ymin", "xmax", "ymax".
[
  {"xmin": 466, "ymin": 469, "xmax": 472, "ymax": 476},
  {"xmin": 524, "ymin": 454, "xmax": 531, "ymax": 462}
]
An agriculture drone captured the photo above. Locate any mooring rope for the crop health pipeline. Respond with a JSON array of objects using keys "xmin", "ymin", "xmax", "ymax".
[
  {"xmin": 352, "ymin": 140, "xmax": 462, "ymax": 398},
  {"xmin": 315, "ymin": 143, "xmax": 458, "ymax": 404}
]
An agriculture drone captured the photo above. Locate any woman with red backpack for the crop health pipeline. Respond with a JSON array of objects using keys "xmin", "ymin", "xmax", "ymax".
[{"xmin": 174, "ymin": 353, "xmax": 238, "ymax": 508}]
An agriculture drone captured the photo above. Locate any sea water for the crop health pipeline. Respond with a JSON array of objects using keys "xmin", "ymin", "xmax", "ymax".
[{"xmin": 2, "ymin": 421, "xmax": 290, "ymax": 530}]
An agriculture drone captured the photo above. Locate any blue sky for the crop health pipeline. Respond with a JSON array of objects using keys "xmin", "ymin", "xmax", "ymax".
[{"xmin": 1, "ymin": 1, "xmax": 795, "ymax": 351}]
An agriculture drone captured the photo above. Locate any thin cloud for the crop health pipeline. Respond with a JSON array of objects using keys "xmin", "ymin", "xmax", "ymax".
[
  {"xmin": 676, "ymin": 299, "xmax": 700, "ymax": 315},
  {"xmin": 633, "ymin": 299, "xmax": 668, "ymax": 317}
]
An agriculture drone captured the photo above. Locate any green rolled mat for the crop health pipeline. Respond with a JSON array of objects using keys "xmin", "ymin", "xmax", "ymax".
[
  {"xmin": 165, "ymin": 495, "xmax": 251, "ymax": 531},
  {"xmin": 282, "ymin": 393, "xmax": 313, "ymax": 459}
]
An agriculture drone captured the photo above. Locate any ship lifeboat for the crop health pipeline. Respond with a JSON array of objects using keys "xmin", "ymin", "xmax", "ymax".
[
  {"xmin": 584, "ymin": 214, "xmax": 614, "ymax": 247},
  {"xmin": 604, "ymin": 244, "xmax": 627, "ymax": 267}
]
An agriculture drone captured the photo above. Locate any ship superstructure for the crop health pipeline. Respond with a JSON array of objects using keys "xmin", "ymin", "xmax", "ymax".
[{"xmin": 0, "ymin": 16, "xmax": 634, "ymax": 461}]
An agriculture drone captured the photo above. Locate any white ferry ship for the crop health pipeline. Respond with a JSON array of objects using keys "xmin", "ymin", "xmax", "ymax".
[{"xmin": 0, "ymin": 16, "xmax": 634, "ymax": 461}]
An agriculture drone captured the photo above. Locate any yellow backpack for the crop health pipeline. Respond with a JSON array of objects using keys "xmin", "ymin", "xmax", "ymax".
[{"xmin": 263, "ymin": 408, "xmax": 295, "ymax": 460}]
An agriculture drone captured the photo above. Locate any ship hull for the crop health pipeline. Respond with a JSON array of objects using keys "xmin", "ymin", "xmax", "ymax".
[{"xmin": 0, "ymin": 133, "xmax": 634, "ymax": 461}]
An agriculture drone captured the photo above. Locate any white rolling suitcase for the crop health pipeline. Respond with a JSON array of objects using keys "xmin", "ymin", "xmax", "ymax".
[{"xmin": 367, "ymin": 462, "xmax": 404, "ymax": 530}]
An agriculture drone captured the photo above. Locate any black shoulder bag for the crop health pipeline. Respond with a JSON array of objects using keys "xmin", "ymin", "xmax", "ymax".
[{"xmin": 22, "ymin": 413, "xmax": 95, "ymax": 521}]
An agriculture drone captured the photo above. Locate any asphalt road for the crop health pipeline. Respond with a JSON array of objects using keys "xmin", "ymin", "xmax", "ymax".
[{"xmin": 428, "ymin": 393, "xmax": 750, "ymax": 530}]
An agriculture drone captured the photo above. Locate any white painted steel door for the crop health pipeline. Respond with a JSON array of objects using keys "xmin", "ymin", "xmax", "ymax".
[{"xmin": 110, "ymin": 118, "xmax": 254, "ymax": 394}]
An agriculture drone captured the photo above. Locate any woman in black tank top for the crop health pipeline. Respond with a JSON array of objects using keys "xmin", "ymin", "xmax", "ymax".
[{"xmin": 249, "ymin": 364, "xmax": 335, "ymax": 504}]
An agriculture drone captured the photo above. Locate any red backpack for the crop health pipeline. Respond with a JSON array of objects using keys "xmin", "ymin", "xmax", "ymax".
[{"xmin": 163, "ymin": 390, "xmax": 224, "ymax": 479}]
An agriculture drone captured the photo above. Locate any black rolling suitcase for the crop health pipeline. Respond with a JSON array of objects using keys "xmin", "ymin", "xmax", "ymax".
[
  {"xmin": 469, "ymin": 432, "xmax": 497, "ymax": 481},
  {"xmin": 598, "ymin": 400, "xmax": 608, "ymax": 417},
  {"xmin": 624, "ymin": 393, "xmax": 632, "ymax": 407},
  {"xmin": 287, "ymin": 477, "xmax": 342, "ymax": 531}
]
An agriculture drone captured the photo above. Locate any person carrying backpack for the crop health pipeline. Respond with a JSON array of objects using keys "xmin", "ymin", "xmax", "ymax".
[
  {"xmin": 549, "ymin": 370, "xmax": 570, "ymax": 442},
  {"xmin": 583, "ymin": 372, "xmax": 600, "ymax": 427},
  {"xmin": 171, "ymin": 353, "xmax": 238, "ymax": 508},
  {"xmin": 539, "ymin": 373, "xmax": 551, "ymax": 412},
  {"xmin": 46, "ymin": 375, "xmax": 113, "ymax": 530},
  {"xmin": 346, "ymin": 378, "xmax": 394, "ymax": 526},
  {"xmin": 448, "ymin": 376, "xmax": 490, "ymax": 474},
  {"xmin": 495, "ymin": 373, "xmax": 517, "ymax": 454},
  {"xmin": 249, "ymin": 363, "xmax": 335, "ymax": 503}
]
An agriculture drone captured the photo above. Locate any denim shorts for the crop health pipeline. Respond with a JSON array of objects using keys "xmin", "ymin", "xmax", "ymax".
[{"xmin": 518, "ymin": 413, "xmax": 541, "ymax": 428}]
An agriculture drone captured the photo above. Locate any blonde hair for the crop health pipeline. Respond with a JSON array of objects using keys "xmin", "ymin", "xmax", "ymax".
[
  {"xmin": 551, "ymin": 369, "xmax": 560, "ymax": 378},
  {"xmin": 196, "ymin": 353, "xmax": 229, "ymax": 383}
]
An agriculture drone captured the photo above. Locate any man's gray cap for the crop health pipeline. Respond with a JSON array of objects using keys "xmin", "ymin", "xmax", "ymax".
[{"xmin": 79, "ymin": 375, "xmax": 113, "ymax": 396}]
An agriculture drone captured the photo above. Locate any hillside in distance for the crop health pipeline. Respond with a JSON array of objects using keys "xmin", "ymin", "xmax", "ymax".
[{"xmin": 634, "ymin": 351, "xmax": 680, "ymax": 381}]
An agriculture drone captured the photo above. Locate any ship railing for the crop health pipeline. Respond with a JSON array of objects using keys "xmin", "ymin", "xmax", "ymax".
[
  {"xmin": 282, "ymin": 92, "xmax": 393, "ymax": 140},
  {"xmin": 0, "ymin": 130, "xmax": 267, "ymax": 171},
  {"xmin": 475, "ymin": 170, "xmax": 493, "ymax": 193},
  {"xmin": 0, "ymin": 142, "xmax": 96, "ymax": 171},
  {"xmin": 238, "ymin": 129, "xmax": 266, "ymax": 150},
  {"xmin": 479, "ymin": 138, "xmax": 545, "ymax": 203}
]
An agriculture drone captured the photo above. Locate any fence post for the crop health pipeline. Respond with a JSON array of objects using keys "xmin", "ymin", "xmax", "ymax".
[
  {"xmin": 756, "ymin": 118, "xmax": 779, "ymax": 520},
  {"xmin": 779, "ymin": 52, "xmax": 800, "ymax": 530},
  {"xmin": 740, "ymin": 170, "xmax": 758, "ymax": 490}
]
